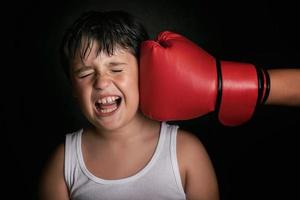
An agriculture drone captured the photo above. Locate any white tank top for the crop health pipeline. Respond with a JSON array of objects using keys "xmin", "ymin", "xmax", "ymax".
[{"xmin": 64, "ymin": 122, "xmax": 186, "ymax": 200}]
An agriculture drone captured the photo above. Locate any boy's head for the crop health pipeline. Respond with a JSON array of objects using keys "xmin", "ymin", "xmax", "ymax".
[
  {"xmin": 60, "ymin": 10, "xmax": 149, "ymax": 131},
  {"xmin": 60, "ymin": 10, "xmax": 149, "ymax": 79}
]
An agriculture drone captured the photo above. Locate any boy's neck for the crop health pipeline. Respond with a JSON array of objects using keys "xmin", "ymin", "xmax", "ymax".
[{"xmin": 88, "ymin": 112, "xmax": 159, "ymax": 144}]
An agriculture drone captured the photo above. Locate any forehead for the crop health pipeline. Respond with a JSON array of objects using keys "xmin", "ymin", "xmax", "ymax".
[{"xmin": 72, "ymin": 39, "xmax": 134, "ymax": 65}]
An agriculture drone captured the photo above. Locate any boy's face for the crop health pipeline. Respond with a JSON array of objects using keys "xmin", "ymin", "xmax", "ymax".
[{"xmin": 70, "ymin": 41, "xmax": 140, "ymax": 131}]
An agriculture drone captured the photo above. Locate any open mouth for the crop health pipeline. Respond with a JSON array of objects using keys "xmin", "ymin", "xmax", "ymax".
[{"xmin": 95, "ymin": 96, "xmax": 122, "ymax": 115}]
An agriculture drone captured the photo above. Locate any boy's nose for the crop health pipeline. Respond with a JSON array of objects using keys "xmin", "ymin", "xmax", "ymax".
[{"xmin": 93, "ymin": 73, "xmax": 111, "ymax": 90}]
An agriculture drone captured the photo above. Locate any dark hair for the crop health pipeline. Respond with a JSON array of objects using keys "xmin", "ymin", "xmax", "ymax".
[{"xmin": 60, "ymin": 10, "xmax": 149, "ymax": 79}]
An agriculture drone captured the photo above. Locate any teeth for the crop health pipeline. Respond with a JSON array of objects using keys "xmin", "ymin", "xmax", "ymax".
[
  {"xmin": 97, "ymin": 96, "xmax": 120, "ymax": 105},
  {"xmin": 100, "ymin": 105, "xmax": 118, "ymax": 113}
]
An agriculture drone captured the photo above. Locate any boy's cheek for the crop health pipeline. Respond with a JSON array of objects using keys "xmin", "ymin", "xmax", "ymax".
[{"xmin": 71, "ymin": 84, "xmax": 87, "ymax": 98}]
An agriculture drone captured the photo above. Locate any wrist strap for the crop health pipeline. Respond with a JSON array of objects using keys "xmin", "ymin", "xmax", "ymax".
[
  {"xmin": 255, "ymin": 66, "xmax": 271, "ymax": 105},
  {"xmin": 261, "ymin": 68, "xmax": 271, "ymax": 104},
  {"xmin": 256, "ymin": 66, "xmax": 264, "ymax": 106},
  {"xmin": 215, "ymin": 59, "xmax": 222, "ymax": 113}
]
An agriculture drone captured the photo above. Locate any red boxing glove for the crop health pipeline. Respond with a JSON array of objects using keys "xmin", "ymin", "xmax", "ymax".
[{"xmin": 139, "ymin": 31, "xmax": 270, "ymax": 126}]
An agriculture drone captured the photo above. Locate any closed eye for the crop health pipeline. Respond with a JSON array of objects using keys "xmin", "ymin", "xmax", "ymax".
[
  {"xmin": 77, "ymin": 69, "xmax": 95, "ymax": 78},
  {"xmin": 111, "ymin": 69, "xmax": 123, "ymax": 73},
  {"xmin": 79, "ymin": 73, "xmax": 93, "ymax": 78},
  {"xmin": 109, "ymin": 62, "xmax": 126, "ymax": 73}
]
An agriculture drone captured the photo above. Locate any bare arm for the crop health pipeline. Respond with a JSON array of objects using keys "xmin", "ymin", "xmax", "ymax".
[
  {"xmin": 39, "ymin": 144, "xmax": 70, "ymax": 200},
  {"xmin": 266, "ymin": 68, "xmax": 300, "ymax": 106},
  {"xmin": 177, "ymin": 130, "xmax": 219, "ymax": 200}
]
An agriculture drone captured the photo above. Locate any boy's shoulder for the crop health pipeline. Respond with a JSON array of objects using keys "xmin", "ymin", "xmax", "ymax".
[
  {"xmin": 177, "ymin": 128, "xmax": 204, "ymax": 151},
  {"xmin": 39, "ymin": 141, "xmax": 68, "ymax": 199},
  {"xmin": 176, "ymin": 128, "xmax": 219, "ymax": 199},
  {"xmin": 176, "ymin": 128, "xmax": 210, "ymax": 168}
]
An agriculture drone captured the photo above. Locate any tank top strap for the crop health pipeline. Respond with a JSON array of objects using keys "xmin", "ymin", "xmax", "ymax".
[
  {"xmin": 64, "ymin": 129, "xmax": 83, "ymax": 189},
  {"xmin": 162, "ymin": 122, "xmax": 185, "ymax": 194}
]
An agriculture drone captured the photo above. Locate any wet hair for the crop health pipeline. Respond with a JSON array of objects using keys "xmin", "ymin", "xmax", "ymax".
[{"xmin": 60, "ymin": 10, "xmax": 149, "ymax": 79}]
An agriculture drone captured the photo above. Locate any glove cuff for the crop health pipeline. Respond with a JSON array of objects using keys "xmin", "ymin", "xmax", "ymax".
[{"xmin": 217, "ymin": 61, "xmax": 259, "ymax": 126}]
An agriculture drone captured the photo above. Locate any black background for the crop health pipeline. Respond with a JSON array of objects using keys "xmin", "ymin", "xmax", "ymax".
[{"xmin": 2, "ymin": 0, "xmax": 300, "ymax": 199}]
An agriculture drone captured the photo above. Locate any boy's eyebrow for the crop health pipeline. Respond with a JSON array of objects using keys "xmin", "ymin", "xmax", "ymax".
[
  {"xmin": 73, "ymin": 65, "xmax": 93, "ymax": 73},
  {"xmin": 108, "ymin": 61, "xmax": 127, "ymax": 66}
]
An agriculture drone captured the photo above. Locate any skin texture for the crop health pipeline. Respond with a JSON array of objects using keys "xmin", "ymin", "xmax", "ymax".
[
  {"xmin": 267, "ymin": 69, "xmax": 300, "ymax": 106},
  {"xmin": 39, "ymin": 41, "xmax": 220, "ymax": 200}
]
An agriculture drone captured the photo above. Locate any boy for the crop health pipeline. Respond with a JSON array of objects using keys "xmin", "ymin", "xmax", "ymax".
[{"xmin": 39, "ymin": 10, "xmax": 219, "ymax": 200}]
